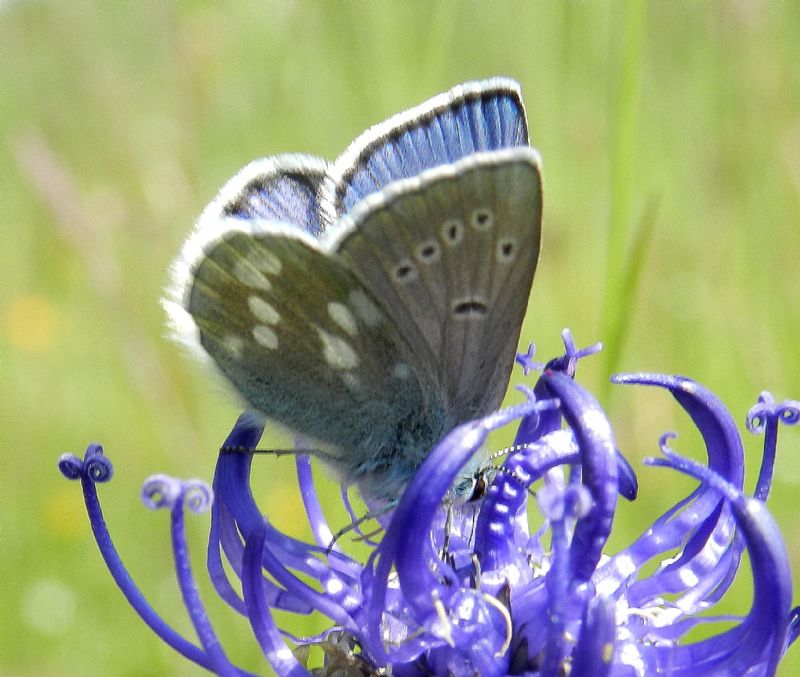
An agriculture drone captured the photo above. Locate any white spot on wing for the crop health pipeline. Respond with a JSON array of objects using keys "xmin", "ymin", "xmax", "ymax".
[
  {"xmin": 248, "ymin": 296, "xmax": 280, "ymax": 325},
  {"xmin": 348, "ymin": 290, "xmax": 382, "ymax": 326},
  {"xmin": 317, "ymin": 328, "xmax": 359, "ymax": 369},
  {"xmin": 392, "ymin": 363, "xmax": 412, "ymax": 380},
  {"xmin": 233, "ymin": 260, "xmax": 271, "ymax": 291},
  {"xmin": 340, "ymin": 372, "xmax": 361, "ymax": 390},
  {"xmin": 223, "ymin": 334, "xmax": 245, "ymax": 358},
  {"xmin": 328, "ymin": 302, "xmax": 358, "ymax": 336},
  {"xmin": 252, "ymin": 324, "xmax": 278, "ymax": 349},
  {"xmin": 249, "ymin": 247, "xmax": 282, "ymax": 275}
]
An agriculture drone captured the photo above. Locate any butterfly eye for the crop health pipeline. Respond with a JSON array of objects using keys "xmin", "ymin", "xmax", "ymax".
[
  {"xmin": 470, "ymin": 207, "xmax": 494, "ymax": 231},
  {"xmin": 441, "ymin": 218, "xmax": 465, "ymax": 246},
  {"xmin": 468, "ymin": 473, "xmax": 489, "ymax": 502}
]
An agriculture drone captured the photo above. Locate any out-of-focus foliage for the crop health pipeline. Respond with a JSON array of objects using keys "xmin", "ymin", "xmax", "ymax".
[{"xmin": 2, "ymin": 3, "xmax": 798, "ymax": 675}]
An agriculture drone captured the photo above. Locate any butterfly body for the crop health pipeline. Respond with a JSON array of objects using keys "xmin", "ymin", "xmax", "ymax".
[{"xmin": 167, "ymin": 79, "xmax": 542, "ymax": 502}]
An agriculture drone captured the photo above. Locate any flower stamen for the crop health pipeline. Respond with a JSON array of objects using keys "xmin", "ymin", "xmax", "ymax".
[{"xmin": 483, "ymin": 592, "xmax": 513, "ymax": 657}]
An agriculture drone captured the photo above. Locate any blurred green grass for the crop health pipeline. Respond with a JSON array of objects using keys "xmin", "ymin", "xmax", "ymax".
[{"xmin": 2, "ymin": 2, "xmax": 799, "ymax": 675}]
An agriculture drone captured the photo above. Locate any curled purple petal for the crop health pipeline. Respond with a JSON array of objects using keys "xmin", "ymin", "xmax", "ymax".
[
  {"xmin": 59, "ymin": 336, "xmax": 798, "ymax": 675},
  {"xmin": 168, "ymin": 479, "xmax": 239, "ymax": 677},
  {"xmin": 56, "ymin": 444, "xmax": 259, "ymax": 675},
  {"xmin": 57, "ymin": 452, "xmax": 84, "ymax": 480},
  {"xmin": 184, "ymin": 479, "xmax": 214, "ymax": 513},
  {"xmin": 142, "ymin": 474, "xmax": 183, "ymax": 509},
  {"xmin": 747, "ymin": 393, "xmax": 800, "ymax": 502}
]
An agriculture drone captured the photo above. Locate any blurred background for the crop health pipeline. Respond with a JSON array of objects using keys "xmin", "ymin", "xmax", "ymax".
[{"xmin": 2, "ymin": 2, "xmax": 799, "ymax": 675}]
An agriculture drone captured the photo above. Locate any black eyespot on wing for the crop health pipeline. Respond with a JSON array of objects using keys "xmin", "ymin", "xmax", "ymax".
[
  {"xmin": 394, "ymin": 261, "xmax": 417, "ymax": 282},
  {"xmin": 416, "ymin": 240, "xmax": 441, "ymax": 264},
  {"xmin": 441, "ymin": 219, "xmax": 464, "ymax": 245},
  {"xmin": 471, "ymin": 207, "xmax": 494, "ymax": 230},
  {"xmin": 420, "ymin": 244, "xmax": 436, "ymax": 258},
  {"xmin": 453, "ymin": 300, "xmax": 489, "ymax": 317}
]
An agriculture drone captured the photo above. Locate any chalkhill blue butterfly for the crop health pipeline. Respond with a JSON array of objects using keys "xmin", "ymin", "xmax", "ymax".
[{"xmin": 166, "ymin": 78, "xmax": 542, "ymax": 503}]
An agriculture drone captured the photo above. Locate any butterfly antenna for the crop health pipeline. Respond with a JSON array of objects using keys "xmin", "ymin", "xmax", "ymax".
[
  {"xmin": 352, "ymin": 524, "xmax": 385, "ymax": 544},
  {"xmin": 494, "ymin": 464, "xmax": 536, "ymax": 498},
  {"xmin": 326, "ymin": 504, "xmax": 394, "ymax": 553},
  {"xmin": 484, "ymin": 442, "xmax": 541, "ymax": 497},
  {"xmin": 219, "ymin": 445, "xmax": 342, "ymax": 464},
  {"xmin": 487, "ymin": 442, "xmax": 539, "ymax": 463}
]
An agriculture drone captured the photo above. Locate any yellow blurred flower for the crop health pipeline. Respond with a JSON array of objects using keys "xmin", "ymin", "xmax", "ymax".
[{"xmin": 4, "ymin": 293, "xmax": 58, "ymax": 353}]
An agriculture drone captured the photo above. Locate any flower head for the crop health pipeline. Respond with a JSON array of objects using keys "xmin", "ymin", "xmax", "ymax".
[{"xmin": 58, "ymin": 332, "xmax": 800, "ymax": 675}]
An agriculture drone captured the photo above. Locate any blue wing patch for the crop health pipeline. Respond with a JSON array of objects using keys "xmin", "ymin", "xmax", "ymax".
[
  {"xmin": 326, "ymin": 78, "xmax": 528, "ymax": 217},
  {"xmin": 212, "ymin": 155, "xmax": 329, "ymax": 238}
]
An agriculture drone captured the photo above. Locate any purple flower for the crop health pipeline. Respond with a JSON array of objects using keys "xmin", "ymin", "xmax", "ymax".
[{"xmin": 58, "ymin": 333, "xmax": 800, "ymax": 675}]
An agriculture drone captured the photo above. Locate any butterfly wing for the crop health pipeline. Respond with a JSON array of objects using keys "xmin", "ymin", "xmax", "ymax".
[
  {"xmin": 167, "ymin": 79, "xmax": 540, "ymax": 498},
  {"xmin": 322, "ymin": 77, "xmax": 528, "ymax": 220},
  {"xmin": 330, "ymin": 147, "xmax": 542, "ymax": 422},
  {"xmin": 203, "ymin": 154, "xmax": 329, "ymax": 236},
  {"xmin": 187, "ymin": 225, "xmax": 429, "ymax": 434},
  {"xmin": 167, "ymin": 158, "xmax": 446, "ymax": 495}
]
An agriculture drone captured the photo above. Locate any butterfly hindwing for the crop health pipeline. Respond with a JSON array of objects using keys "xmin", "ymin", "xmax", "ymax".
[
  {"xmin": 185, "ymin": 222, "xmax": 439, "ymax": 462},
  {"xmin": 209, "ymin": 154, "xmax": 329, "ymax": 237}
]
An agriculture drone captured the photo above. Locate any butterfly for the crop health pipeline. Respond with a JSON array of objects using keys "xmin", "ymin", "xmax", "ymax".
[{"xmin": 165, "ymin": 78, "xmax": 542, "ymax": 503}]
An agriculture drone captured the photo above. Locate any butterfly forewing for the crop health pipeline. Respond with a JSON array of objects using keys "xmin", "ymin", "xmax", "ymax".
[
  {"xmin": 333, "ymin": 147, "xmax": 542, "ymax": 422},
  {"xmin": 324, "ymin": 78, "xmax": 528, "ymax": 220}
]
